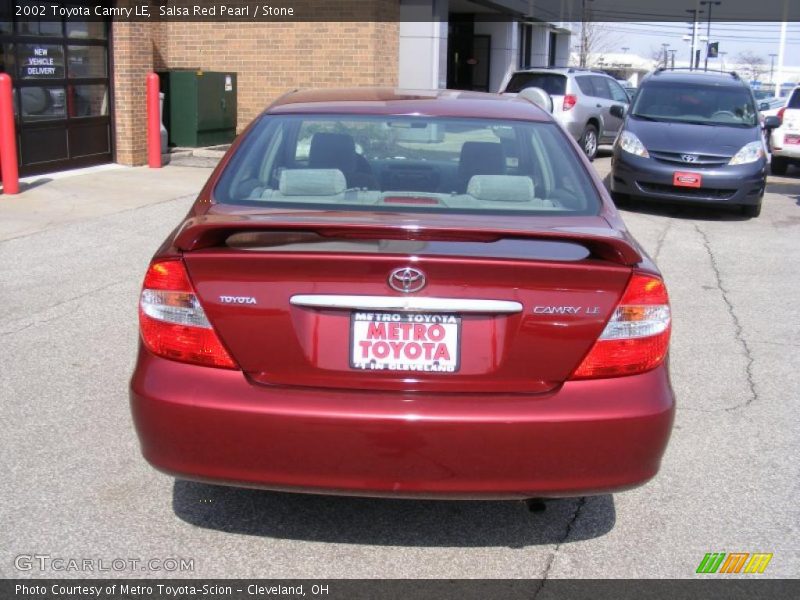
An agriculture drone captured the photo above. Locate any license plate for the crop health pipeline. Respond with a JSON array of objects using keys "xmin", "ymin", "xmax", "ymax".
[
  {"xmin": 673, "ymin": 171, "xmax": 702, "ymax": 188},
  {"xmin": 350, "ymin": 312, "xmax": 461, "ymax": 373},
  {"xmin": 785, "ymin": 134, "xmax": 800, "ymax": 145}
]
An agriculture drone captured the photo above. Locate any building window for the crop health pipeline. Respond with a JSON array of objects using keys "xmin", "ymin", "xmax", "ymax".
[
  {"xmin": 19, "ymin": 43, "xmax": 65, "ymax": 79},
  {"xmin": 519, "ymin": 24, "xmax": 532, "ymax": 68},
  {"xmin": 68, "ymin": 84, "xmax": 108, "ymax": 118},
  {"xmin": 16, "ymin": 20, "xmax": 62, "ymax": 37},
  {"xmin": 66, "ymin": 21, "xmax": 107, "ymax": 40},
  {"xmin": 68, "ymin": 45, "xmax": 107, "ymax": 78},
  {"xmin": 548, "ymin": 32, "xmax": 557, "ymax": 66},
  {"xmin": 21, "ymin": 86, "xmax": 66, "ymax": 121}
]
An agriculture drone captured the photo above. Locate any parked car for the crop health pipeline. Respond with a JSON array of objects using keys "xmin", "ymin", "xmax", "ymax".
[
  {"xmin": 130, "ymin": 87, "xmax": 674, "ymax": 500},
  {"xmin": 769, "ymin": 86, "xmax": 800, "ymax": 175},
  {"xmin": 610, "ymin": 69, "xmax": 780, "ymax": 217},
  {"xmin": 501, "ymin": 67, "xmax": 630, "ymax": 160},
  {"xmin": 758, "ymin": 97, "xmax": 785, "ymax": 116},
  {"xmin": 753, "ymin": 89, "xmax": 773, "ymax": 101},
  {"xmin": 623, "ymin": 85, "xmax": 637, "ymax": 100},
  {"xmin": 616, "ymin": 79, "xmax": 637, "ymax": 99},
  {"xmin": 757, "ymin": 97, "xmax": 785, "ymax": 152}
]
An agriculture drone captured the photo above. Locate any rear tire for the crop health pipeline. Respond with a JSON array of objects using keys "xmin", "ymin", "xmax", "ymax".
[
  {"xmin": 741, "ymin": 202, "xmax": 762, "ymax": 218},
  {"xmin": 580, "ymin": 124, "xmax": 599, "ymax": 161},
  {"xmin": 771, "ymin": 157, "xmax": 788, "ymax": 176}
]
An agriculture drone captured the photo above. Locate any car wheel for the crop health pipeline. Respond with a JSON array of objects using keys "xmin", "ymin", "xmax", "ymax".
[
  {"xmin": 741, "ymin": 202, "xmax": 762, "ymax": 218},
  {"xmin": 770, "ymin": 157, "xmax": 788, "ymax": 176},
  {"xmin": 580, "ymin": 124, "xmax": 599, "ymax": 161}
]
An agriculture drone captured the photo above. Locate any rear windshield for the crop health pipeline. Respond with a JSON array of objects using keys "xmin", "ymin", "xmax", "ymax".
[
  {"xmin": 789, "ymin": 89, "xmax": 800, "ymax": 109},
  {"xmin": 214, "ymin": 115, "xmax": 600, "ymax": 216},
  {"xmin": 632, "ymin": 81, "xmax": 758, "ymax": 127},
  {"xmin": 504, "ymin": 73, "xmax": 567, "ymax": 96}
]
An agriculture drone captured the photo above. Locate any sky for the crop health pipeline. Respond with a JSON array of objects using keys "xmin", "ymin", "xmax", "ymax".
[{"xmin": 591, "ymin": 21, "xmax": 800, "ymax": 67}]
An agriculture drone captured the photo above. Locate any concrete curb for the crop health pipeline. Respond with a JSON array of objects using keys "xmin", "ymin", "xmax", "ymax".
[{"xmin": 162, "ymin": 145, "xmax": 230, "ymax": 165}]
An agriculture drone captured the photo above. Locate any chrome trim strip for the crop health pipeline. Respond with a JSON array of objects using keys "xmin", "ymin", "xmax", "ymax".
[{"xmin": 290, "ymin": 295, "xmax": 523, "ymax": 314}]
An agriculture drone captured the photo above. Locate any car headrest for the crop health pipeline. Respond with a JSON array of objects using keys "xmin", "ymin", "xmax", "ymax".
[
  {"xmin": 466, "ymin": 175, "xmax": 535, "ymax": 202},
  {"xmin": 279, "ymin": 169, "xmax": 347, "ymax": 196},
  {"xmin": 309, "ymin": 132, "xmax": 358, "ymax": 173},
  {"xmin": 458, "ymin": 142, "xmax": 505, "ymax": 178}
]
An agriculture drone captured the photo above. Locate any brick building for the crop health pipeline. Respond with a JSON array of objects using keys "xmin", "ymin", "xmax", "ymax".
[{"xmin": 1, "ymin": 0, "xmax": 571, "ymax": 175}]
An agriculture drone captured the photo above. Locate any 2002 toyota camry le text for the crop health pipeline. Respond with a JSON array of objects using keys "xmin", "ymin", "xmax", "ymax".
[{"xmin": 129, "ymin": 88, "xmax": 675, "ymax": 499}]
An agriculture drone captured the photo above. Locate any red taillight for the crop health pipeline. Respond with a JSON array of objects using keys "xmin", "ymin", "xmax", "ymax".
[
  {"xmin": 138, "ymin": 259, "xmax": 237, "ymax": 369},
  {"xmin": 571, "ymin": 273, "xmax": 671, "ymax": 380},
  {"xmin": 562, "ymin": 94, "xmax": 577, "ymax": 111},
  {"xmin": 777, "ymin": 107, "xmax": 785, "ymax": 123}
]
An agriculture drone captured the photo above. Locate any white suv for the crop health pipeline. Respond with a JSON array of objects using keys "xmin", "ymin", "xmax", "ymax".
[{"xmin": 770, "ymin": 86, "xmax": 800, "ymax": 175}]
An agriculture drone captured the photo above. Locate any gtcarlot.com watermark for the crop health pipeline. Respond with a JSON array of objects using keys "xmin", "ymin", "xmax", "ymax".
[{"xmin": 14, "ymin": 554, "xmax": 194, "ymax": 573}]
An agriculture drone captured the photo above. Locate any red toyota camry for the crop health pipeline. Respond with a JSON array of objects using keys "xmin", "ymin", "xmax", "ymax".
[{"xmin": 130, "ymin": 88, "xmax": 674, "ymax": 499}]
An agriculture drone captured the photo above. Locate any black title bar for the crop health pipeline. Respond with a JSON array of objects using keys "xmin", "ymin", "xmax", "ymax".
[
  {"xmin": 3, "ymin": 0, "xmax": 800, "ymax": 22},
  {"xmin": 2, "ymin": 579, "xmax": 800, "ymax": 600}
]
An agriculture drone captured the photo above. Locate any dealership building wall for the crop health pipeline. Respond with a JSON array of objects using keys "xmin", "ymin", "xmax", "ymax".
[
  {"xmin": 398, "ymin": 1, "xmax": 570, "ymax": 94},
  {"xmin": 112, "ymin": 19, "xmax": 400, "ymax": 166}
]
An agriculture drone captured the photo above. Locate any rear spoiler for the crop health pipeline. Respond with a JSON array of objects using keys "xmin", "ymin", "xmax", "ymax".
[{"xmin": 173, "ymin": 215, "xmax": 643, "ymax": 266}]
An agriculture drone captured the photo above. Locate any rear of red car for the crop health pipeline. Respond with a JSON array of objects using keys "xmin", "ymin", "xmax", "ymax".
[{"xmin": 130, "ymin": 90, "xmax": 674, "ymax": 499}]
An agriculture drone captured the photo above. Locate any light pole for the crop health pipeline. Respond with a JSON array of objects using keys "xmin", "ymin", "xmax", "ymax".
[
  {"xmin": 701, "ymin": 1, "xmax": 721, "ymax": 72},
  {"xmin": 719, "ymin": 51, "xmax": 727, "ymax": 71},
  {"xmin": 769, "ymin": 53, "xmax": 778, "ymax": 83},
  {"xmin": 668, "ymin": 49, "xmax": 677, "ymax": 69},
  {"xmin": 775, "ymin": 1, "xmax": 788, "ymax": 98},
  {"xmin": 686, "ymin": 8, "xmax": 704, "ymax": 71},
  {"xmin": 661, "ymin": 43, "xmax": 671, "ymax": 69}
]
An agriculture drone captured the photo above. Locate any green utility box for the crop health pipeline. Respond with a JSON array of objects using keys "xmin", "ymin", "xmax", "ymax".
[{"xmin": 160, "ymin": 70, "xmax": 237, "ymax": 147}]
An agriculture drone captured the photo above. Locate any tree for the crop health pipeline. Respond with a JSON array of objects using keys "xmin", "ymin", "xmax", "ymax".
[
  {"xmin": 649, "ymin": 46, "xmax": 670, "ymax": 69},
  {"xmin": 576, "ymin": 18, "xmax": 614, "ymax": 68},
  {"xmin": 737, "ymin": 51, "xmax": 766, "ymax": 82}
]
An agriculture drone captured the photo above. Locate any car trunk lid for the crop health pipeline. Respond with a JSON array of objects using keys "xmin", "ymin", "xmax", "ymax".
[{"xmin": 179, "ymin": 212, "xmax": 640, "ymax": 393}]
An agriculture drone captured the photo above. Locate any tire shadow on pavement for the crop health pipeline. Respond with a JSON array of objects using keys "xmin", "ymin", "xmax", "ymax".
[
  {"xmin": 171, "ymin": 480, "xmax": 616, "ymax": 548},
  {"xmin": 765, "ymin": 179, "xmax": 800, "ymax": 203},
  {"xmin": 613, "ymin": 199, "xmax": 752, "ymax": 222}
]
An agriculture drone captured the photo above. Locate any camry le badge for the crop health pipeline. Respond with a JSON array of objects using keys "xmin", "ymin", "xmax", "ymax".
[
  {"xmin": 533, "ymin": 305, "xmax": 600, "ymax": 315},
  {"xmin": 388, "ymin": 267, "xmax": 426, "ymax": 293},
  {"xmin": 682, "ymin": 154, "xmax": 699, "ymax": 163}
]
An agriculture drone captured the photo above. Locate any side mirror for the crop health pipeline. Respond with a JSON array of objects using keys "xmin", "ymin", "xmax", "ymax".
[
  {"xmin": 763, "ymin": 115, "xmax": 781, "ymax": 130},
  {"xmin": 759, "ymin": 102, "xmax": 770, "ymax": 111},
  {"xmin": 610, "ymin": 104, "xmax": 626, "ymax": 119}
]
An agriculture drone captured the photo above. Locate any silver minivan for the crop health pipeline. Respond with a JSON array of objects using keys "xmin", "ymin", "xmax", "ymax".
[{"xmin": 501, "ymin": 68, "xmax": 630, "ymax": 160}]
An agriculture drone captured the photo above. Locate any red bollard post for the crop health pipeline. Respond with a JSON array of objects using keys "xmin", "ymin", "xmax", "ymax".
[
  {"xmin": 0, "ymin": 73, "xmax": 20, "ymax": 194},
  {"xmin": 146, "ymin": 72, "xmax": 161, "ymax": 169}
]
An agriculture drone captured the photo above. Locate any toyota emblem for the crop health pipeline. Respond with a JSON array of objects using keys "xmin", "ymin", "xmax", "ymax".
[
  {"xmin": 682, "ymin": 154, "xmax": 698, "ymax": 163},
  {"xmin": 388, "ymin": 267, "xmax": 426, "ymax": 293}
]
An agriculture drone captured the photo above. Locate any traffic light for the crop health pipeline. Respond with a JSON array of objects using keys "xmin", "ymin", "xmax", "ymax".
[{"xmin": 708, "ymin": 42, "xmax": 719, "ymax": 58}]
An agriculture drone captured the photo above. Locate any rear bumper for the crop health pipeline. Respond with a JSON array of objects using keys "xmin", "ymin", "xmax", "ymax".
[
  {"xmin": 770, "ymin": 131, "xmax": 800, "ymax": 159},
  {"xmin": 611, "ymin": 150, "xmax": 766, "ymax": 206},
  {"xmin": 130, "ymin": 348, "xmax": 675, "ymax": 499}
]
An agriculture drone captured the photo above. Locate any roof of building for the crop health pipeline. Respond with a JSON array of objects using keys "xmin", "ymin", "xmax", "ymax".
[{"xmin": 265, "ymin": 87, "xmax": 551, "ymax": 121}]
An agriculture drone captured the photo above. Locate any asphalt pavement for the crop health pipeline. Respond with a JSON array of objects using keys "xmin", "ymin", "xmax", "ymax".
[{"xmin": 1, "ymin": 157, "xmax": 798, "ymax": 578}]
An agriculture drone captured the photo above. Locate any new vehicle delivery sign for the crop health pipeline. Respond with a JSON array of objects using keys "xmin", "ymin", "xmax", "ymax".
[{"xmin": 350, "ymin": 312, "xmax": 461, "ymax": 373}]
